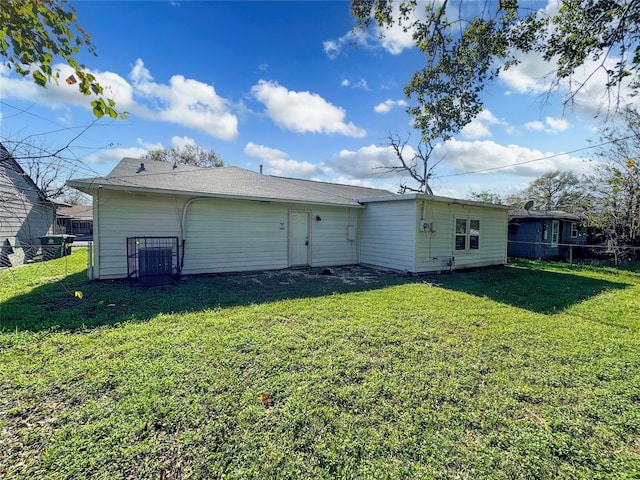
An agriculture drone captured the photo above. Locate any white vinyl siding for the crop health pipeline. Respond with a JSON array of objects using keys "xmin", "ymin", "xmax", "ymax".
[
  {"xmin": 415, "ymin": 201, "xmax": 507, "ymax": 273},
  {"xmin": 359, "ymin": 200, "xmax": 416, "ymax": 271},
  {"xmin": 94, "ymin": 190, "xmax": 182, "ymax": 278},
  {"xmin": 92, "ymin": 190, "xmax": 362, "ymax": 279},
  {"xmin": 310, "ymin": 207, "xmax": 359, "ymax": 267},
  {"xmin": 184, "ymin": 200, "xmax": 289, "ymax": 274}
]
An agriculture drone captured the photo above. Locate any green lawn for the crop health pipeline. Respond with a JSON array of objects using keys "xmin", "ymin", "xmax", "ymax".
[{"xmin": 1, "ymin": 249, "xmax": 639, "ymax": 479}]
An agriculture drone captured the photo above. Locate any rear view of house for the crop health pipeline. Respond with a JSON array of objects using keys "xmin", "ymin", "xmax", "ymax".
[
  {"xmin": 67, "ymin": 158, "xmax": 393, "ymax": 281},
  {"xmin": 1, "ymin": 144, "xmax": 56, "ymax": 268},
  {"xmin": 68, "ymin": 157, "xmax": 510, "ymax": 281}
]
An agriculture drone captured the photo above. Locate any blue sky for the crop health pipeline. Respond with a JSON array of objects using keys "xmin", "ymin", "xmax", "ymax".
[{"xmin": 1, "ymin": 0, "xmax": 636, "ymax": 199}]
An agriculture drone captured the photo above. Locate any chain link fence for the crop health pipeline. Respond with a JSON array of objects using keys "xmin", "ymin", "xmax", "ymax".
[{"xmin": 508, "ymin": 240, "xmax": 640, "ymax": 267}]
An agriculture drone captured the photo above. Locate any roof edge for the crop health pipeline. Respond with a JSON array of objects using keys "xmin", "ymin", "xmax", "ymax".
[
  {"xmin": 359, "ymin": 193, "xmax": 510, "ymax": 209},
  {"xmin": 66, "ymin": 179, "xmax": 367, "ymax": 208}
]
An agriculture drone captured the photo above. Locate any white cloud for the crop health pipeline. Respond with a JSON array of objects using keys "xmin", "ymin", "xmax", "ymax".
[
  {"xmin": 250, "ymin": 80, "xmax": 366, "ymax": 137},
  {"xmin": 0, "ymin": 59, "xmax": 240, "ymax": 141},
  {"xmin": 83, "ymin": 146, "xmax": 148, "ymax": 165},
  {"xmin": 0, "ymin": 62, "xmax": 136, "ymax": 114},
  {"xmin": 323, "ymin": 29, "xmax": 375, "ymax": 59},
  {"xmin": 350, "ymin": 79, "xmax": 370, "ymax": 90},
  {"xmin": 243, "ymin": 142, "xmax": 321, "ymax": 177},
  {"xmin": 374, "ymin": 99, "xmax": 408, "ymax": 114},
  {"xmin": 524, "ymin": 116, "xmax": 570, "ymax": 133},
  {"xmin": 376, "ymin": 6, "xmax": 421, "ymax": 55},
  {"xmin": 524, "ymin": 120, "xmax": 545, "ymax": 131},
  {"xmin": 323, "ymin": 40, "xmax": 341, "ymax": 59},
  {"xmin": 545, "ymin": 117, "xmax": 569, "ymax": 132},
  {"xmin": 170, "ymin": 136, "xmax": 197, "ymax": 149},
  {"xmin": 460, "ymin": 110, "xmax": 503, "ymax": 139},
  {"xmin": 324, "ymin": 2, "xmax": 420, "ymax": 58},
  {"xmin": 499, "ymin": 0, "xmax": 638, "ymax": 116},
  {"xmin": 328, "ymin": 144, "xmax": 413, "ymax": 179},
  {"xmin": 435, "ymin": 139, "xmax": 592, "ymax": 178},
  {"xmin": 129, "ymin": 59, "xmax": 238, "ymax": 140},
  {"xmin": 499, "ymin": 54, "xmax": 555, "ymax": 96}
]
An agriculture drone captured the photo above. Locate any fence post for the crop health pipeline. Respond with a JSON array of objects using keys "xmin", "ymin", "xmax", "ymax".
[
  {"xmin": 87, "ymin": 242, "xmax": 93, "ymax": 280},
  {"xmin": 569, "ymin": 245, "xmax": 573, "ymax": 265}
]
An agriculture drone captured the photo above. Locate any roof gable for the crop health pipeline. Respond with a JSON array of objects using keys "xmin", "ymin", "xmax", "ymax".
[{"xmin": 0, "ymin": 143, "xmax": 50, "ymax": 203}]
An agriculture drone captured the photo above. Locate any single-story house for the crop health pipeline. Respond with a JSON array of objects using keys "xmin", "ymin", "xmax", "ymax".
[
  {"xmin": 1, "ymin": 143, "xmax": 57, "ymax": 268},
  {"xmin": 507, "ymin": 209, "xmax": 589, "ymax": 260},
  {"xmin": 67, "ymin": 158, "xmax": 509, "ymax": 281},
  {"xmin": 56, "ymin": 204, "xmax": 93, "ymax": 236}
]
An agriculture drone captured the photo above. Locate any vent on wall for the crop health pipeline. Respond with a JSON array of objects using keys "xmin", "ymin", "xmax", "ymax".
[{"xmin": 127, "ymin": 236, "xmax": 179, "ymax": 286}]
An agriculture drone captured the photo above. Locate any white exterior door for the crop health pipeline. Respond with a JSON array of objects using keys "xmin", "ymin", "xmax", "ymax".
[{"xmin": 289, "ymin": 211, "xmax": 310, "ymax": 266}]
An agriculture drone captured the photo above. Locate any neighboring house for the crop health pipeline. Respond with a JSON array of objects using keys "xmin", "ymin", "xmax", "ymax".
[
  {"xmin": 508, "ymin": 209, "xmax": 589, "ymax": 260},
  {"xmin": 67, "ymin": 157, "xmax": 509, "ymax": 281},
  {"xmin": 0, "ymin": 144, "xmax": 56, "ymax": 268},
  {"xmin": 56, "ymin": 204, "xmax": 93, "ymax": 236}
]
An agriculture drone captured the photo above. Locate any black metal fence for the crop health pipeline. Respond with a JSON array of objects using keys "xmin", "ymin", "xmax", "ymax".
[{"xmin": 126, "ymin": 236, "xmax": 179, "ymax": 286}]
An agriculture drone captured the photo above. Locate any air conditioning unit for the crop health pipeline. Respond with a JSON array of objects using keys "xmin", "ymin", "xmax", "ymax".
[{"xmin": 127, "ymin": 236, "xmax": 179, "ymax": 286}]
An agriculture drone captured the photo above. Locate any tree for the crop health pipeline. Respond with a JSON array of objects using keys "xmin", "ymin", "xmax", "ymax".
[
  {"xmin": 520, "ymin": 171, "xmax": 590, "ymax": 213},
  {"xmin": 142, "ymin": 144, "xmax": 224, "ymax": 168},
  {"xmin": 351, "ymin": 0, "xmax": 639, "ymax": 143},
  {"xmin": 3, "ymin": 132, "xmax": 95, "ymax": 199},
  {"xmin": 376, "ymin": 132, "xmax": 438, "ymax": 194},
  {"xmin": 588, "ymin": 107, "xmax": 640, "ymax": 247},
  {"xmin": 1, "ymin": 0, "xmax": 120, "ymax": 118},
  {"xmin": 467, "ymin": 190, "xmax": 504, "ymax": 205}
]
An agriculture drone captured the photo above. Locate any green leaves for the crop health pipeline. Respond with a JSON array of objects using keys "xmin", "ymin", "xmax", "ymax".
[
  {"xmin": 351, "ymin": 0, "xmax": 639, "ymax": 144},
  {"xmin": 91, "ymin": 98, "xmax": 118, "ymax": 120},
  {"xmin": 1, "ymin": 0, "xmax": 120, "ymax": 119}
]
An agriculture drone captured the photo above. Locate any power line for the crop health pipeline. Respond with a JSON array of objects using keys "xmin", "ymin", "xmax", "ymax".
[{"xmin": 437, "ymin": 134, "xmax": 638, "ymax": 178}]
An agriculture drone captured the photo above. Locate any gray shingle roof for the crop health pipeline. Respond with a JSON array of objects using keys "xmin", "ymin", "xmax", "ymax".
[
  {"xmin": 508, "ymin": 209, "xmax": 585, "ymax": 221},
  {"xmin": 67, "ymin": 157, "xmax": 394, "ymax": 207}
]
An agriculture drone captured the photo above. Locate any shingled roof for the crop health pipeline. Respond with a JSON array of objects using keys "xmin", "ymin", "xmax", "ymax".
[{"xmin": 67, "ymin": 157, "xmax": 394, "ymax": 207}]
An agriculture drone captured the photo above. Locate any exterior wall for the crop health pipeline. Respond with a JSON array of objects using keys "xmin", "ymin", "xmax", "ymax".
[
  {"xmin": 92, "ymin": 190, "xmax": 360, "ymax": 279},
  {"xmin": 360, "ymin": 199, "xmax": 507, "ymax": 273},
  {"xmin": 309, "ymin": 206, "xmax": 359, "ymax": 267},
  {"xmin": 508, "ymin": 218, "xmax": 589, "ymax": 260},
  {"xmin": 359, "ymin": 200, "xmax": 417, "ymax": 272},
  {"xmin": 508, "ymin": 220, "xmax": 542, "ymax": 259},
  {"xmin": 415, "ymin": 200, "xmax": 507, "ymax": 272},
  {"xmin": 0, "ymin": 161, "xmax": 55, "ymax": 268}
]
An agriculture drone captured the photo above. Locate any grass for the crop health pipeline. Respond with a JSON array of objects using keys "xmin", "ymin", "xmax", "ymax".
[{"xmin": 1, "ymin": 249, "xmax": 639, "ymax": 479}]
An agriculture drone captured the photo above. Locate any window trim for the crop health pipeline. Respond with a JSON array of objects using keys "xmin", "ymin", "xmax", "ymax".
[
  {"xmin": 454, "ymin": 217, "xmax": 480, "ymax": 252},
  {"xmin": 551, "ymin": 220, "xmax": 559, "ymax": 246},
  {"xmin": 571, "ymin": 222, "xmax": 578, "ymax": 238}
]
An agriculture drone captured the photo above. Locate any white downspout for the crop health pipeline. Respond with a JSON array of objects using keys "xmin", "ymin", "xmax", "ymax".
[{"xmin": 92, "ymin": 188, "xmax": 100, "ymax": 279}]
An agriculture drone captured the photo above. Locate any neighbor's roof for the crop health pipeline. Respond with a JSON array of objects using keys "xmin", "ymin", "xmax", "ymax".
[
  {"xmin": 360, "ymin": 192, "xmax": 511, "ymax": 209},
  {"xmin": 508, "ymin": 209, "xmax": 585, "ymax": 221},
  {"xmin": 67, "ymin": 157, "xmax": 394, "ymax": 207},
  {"xmin": 56, "ymin": 205, "xmax": 93, "ymax": 221}
]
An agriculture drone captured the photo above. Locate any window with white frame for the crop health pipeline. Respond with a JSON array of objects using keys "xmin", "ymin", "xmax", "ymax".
[
  {"xmin": 551, "ymin": 220, "xmax": 559, "ymax": 246},
  {"xmin": 454, "ymin": 218, "xmax": 480, "ymax": 251},
  {"xmin": 571, "ymin": 222, "xmax": 578, "ymax": 238}
]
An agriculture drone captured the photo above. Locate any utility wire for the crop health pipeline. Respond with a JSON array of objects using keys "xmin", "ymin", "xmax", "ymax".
[{"xmin": 437, "ymin": 134, "xmax": 637, "ymax": 178}]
